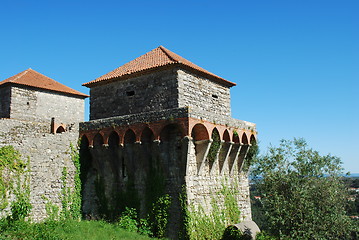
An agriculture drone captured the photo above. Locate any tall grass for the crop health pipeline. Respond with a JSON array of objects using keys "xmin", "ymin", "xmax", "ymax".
[{"xmin": 0, "ymin": 219, "xmax": 155, "ymax": 240}]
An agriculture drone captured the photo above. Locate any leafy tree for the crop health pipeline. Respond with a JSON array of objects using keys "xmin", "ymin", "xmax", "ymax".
[{"xmin": 251, "ymin": 138, "xmax": 356, "ymax": 240}]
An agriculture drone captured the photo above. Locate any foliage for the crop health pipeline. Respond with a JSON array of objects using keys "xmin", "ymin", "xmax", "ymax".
[
  {"xmin": 117, "ymin": 207, "xmax": 152, "ymax": 236},
  {"xmin": 185, "ymin": 182, "xmax": 242, "ymax": 240},
  {"xmin": 9, "ymin": 173, "xmax": 32, "ymax": 221},
  {"xmin": 251, "ymin": 138, "xmax": 355, "ymax": 240},
  {"xmin": 221, "ymin": 225, "xmax": 252, "ymax": 240},
  {"xmin": 208, "ymin": 129, "xmax": 221, "ymax": 165},
  {"xmin": 0, "ymin": 146, "xmax": 32, "ymax": 220},
  {"xmin": 242, "ymin": 138, "xmax": 258, "ymax": 172},
  {"xmin": 0, "ymin": 219, "xmax": 154, "ymax": 240},
  {"xmin": 148, "ymin": 194, "xmax": 171, "ymax": 238},
  {"xmin": 255, "ymin": 231, "xmax": 278, "ymax": 240},
  {"xmin": 43, "ymin": 144, "xmax": 82, "ymax": 221}
]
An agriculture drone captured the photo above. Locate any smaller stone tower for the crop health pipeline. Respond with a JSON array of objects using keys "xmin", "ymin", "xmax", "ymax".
[
  {"xmin": 0, "ymin": 69, "xmax": 88, "ymax": 220},
  {"xmin": 80, "ymin": 46, "xmax": 256, "ymax": 238},
  {"xmin": 0, "ymin": 68, "xmax": 88, "ymax": 131}
]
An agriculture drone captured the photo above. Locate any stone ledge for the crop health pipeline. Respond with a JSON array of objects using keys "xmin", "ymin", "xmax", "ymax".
[{"xmin": 80, "ymin": 107, "xmax": 256, "ymax": 131}]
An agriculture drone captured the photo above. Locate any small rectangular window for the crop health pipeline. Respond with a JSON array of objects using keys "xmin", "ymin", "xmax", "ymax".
[
  {"xmin": 126, "ymin": 91, "xmax": 135, "ymax": 96},
  {"xmin": 212, "ymin": 94, "xmax": 218, "ymax": 99}
]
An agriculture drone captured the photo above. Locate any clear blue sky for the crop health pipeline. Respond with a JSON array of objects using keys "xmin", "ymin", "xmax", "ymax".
[{"xmin": 1, "ymin": 0, "xmax": 358, "ymax": 172}]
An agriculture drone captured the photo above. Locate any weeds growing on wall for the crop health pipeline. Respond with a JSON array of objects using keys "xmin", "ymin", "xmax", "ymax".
[
  {"xmin": 0, "ymin": 146, "xmax": 32, "ymax": 221},
  {"xmin": 43, "ymin": 144, "xmax": 82, "ymax": 221},
  {"xmin": 242, "ymin": 138, "xmax": 258, "ymax": 172},
  {"xmin": 207, "ymin": 129, "xmax": 221, "ymax": 165},
  {"xmin": 184, "ymin": 181, "xmax": 242, "ymax": 240}
]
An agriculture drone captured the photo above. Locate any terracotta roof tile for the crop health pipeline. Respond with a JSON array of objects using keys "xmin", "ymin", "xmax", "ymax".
[
  {"xmin": 83, "ymin": 46, "xmax": 236, "ymax": 87},
  {"xmin": 0, "ymin": 69, "xmax": 88, "ymax": 98}
]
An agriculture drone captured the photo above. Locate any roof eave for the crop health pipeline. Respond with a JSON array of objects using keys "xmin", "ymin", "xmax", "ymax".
[
  {"xmin": 83, "ymin": 63, "xmax": 236, "ymax": 88},
  {"xmin": 3, "ymin": 82, "xmax": 89, "ymax": 98}
]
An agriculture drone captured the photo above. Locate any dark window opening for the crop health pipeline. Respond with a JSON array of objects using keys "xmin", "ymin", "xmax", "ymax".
[
  {"xmin": 212, "ymin": 94, "xmax": 218, "ymax": 99},
  {"xmin": 126, "ymin": 91, "xmax": 135, "ymax": 96},
  {"xmin": 26, "ymin": 102, "xmax": 30, "ymax": 105}
]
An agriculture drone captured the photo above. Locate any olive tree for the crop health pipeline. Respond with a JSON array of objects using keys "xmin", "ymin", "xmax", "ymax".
[{"xmin": 251, "ymin": 138, "xmax": 356, "ymax": 240}]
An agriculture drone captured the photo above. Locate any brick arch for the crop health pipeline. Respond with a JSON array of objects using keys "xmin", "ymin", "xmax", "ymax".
[
  {"xmin": 56, "ymin": 126, "xmax": 65, "ymax": 133},
  {"xmin": 191, "ymin": 123, "xmax": 209, "ymax": 141},
  {"xmin": 232, "ymin": 130, "xmax": 240, "ymax": 143},
  {"xmin": 124, "ymin": 128, "xmax": 136, "ymax": 144},
  {"xmin": 93, "ymin": 133, "xmax": 104, "ymax": 147},
  {"xmin": 108, "ymin": 131, "xmax": 120, "ymax": 147},
  {"xmin": 80, "ymin": 134, "xmax": 90, "ymax": 148},
  {"xmin": 241, "ymin": 132, "xmax": 249, "ymax": 145},
  {"xmin": 223, "ymin": 129, "xmax": 230, "ymax": 142},
  {"xmin": 211, "ymin": 127, "xmax": 220, "ymax": 140},
  {"xmin": 141, "ymin": 127, "xmax": 154, "ymax": 143},
  {"xmin": 250, "ymin": 134, "xmax": 257, "ymax": 144},
  {"xmin": 159, "ymin": 123, "xmax": 184, "ymax": 142}
]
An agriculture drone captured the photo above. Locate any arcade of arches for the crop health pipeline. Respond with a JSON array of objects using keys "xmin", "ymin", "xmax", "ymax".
[{"xmin": 79, "ymin": 118, "xmax": 256, "ymax": 236}]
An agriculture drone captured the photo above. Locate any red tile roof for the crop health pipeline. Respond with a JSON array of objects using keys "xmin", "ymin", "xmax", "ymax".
[
  {"xmin": 83, "ymin": 46, "xmax": 236, "ymax": 87},
  {"xmin": 0, "ymin": 69, "xmax": 88, "ymax": 98}
]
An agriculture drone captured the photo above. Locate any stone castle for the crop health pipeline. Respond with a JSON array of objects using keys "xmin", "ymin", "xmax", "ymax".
[{"xmin": 0, "ymin": 46, "xmax": 256, "ymax": 238}]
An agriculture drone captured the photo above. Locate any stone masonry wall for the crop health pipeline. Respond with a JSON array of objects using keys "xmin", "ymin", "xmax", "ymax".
[
  {"xmin": 0, "ymin": 86, "xmax": 11, "ymax": 118},
  {"xmin": 0, "ymin": 118, "xmax": 79, "ymax": 221},
  {"xmin": 9, "ymin": 86, "xmax": 85, "ymax": 124},
  {"xmin": 185, "ymin": 139, "xmax": 252, "ymax": 221},
  {"xmin": 89, "ymin": 68, "xmax": 179, "ymax": 120},
  {"xmin": 177, "ymin": 69, "xmax": 231, "ymax": 117}
]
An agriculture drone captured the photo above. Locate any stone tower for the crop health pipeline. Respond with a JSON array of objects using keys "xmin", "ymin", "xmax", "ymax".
[
  {"xmin": 0, "ymin": 68, "xmax": 88, "ymax": 220},
  {"xmin": 80, "ymin": 46, "xmax": 256, "ymax": 238}
]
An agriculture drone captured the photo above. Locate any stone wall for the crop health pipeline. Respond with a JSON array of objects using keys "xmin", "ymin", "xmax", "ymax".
[
  {"xmin": 9, "ymin": 86, "xmax": 85, "ymax": 124},
  {"xmin": 81, "ymin": 107, "xmax": 255, "ymax": 133},
  {"xmin": 89, "ymin": 68, "xmax": 179, "ymax": 120},
  {"xmin": 0, "ymin": 118, "xmax": 79, "ymax": 221},
  {"xmin": 0, "ymin": 86, "xmax": 11, "ymax": 118},
  {"xmin": 88, "ymin": 67, "xmax": 234, "ymax": 121},
  {"xmin": 185, "ymin": 139, "xmax": 252, "ymax": 221},
  {"xmin": 177, "ymin": 69, "xmax": 231, "ymax": 117}
]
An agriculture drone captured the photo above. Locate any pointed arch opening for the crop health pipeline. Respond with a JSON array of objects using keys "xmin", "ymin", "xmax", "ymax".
[
  {"xmin": 191, "ymin": 123, "xmax": 209, "ymax": 141},
  {"xmin": 223, "ymin": 129, "xmax": 230, "ymax": 142},
  {"xmin": 124, "ymin": 129, "xmax": 136, "ymax": 144},
  {"xmin": 233, "ymin": 131, "xmax": 240, "ymax": 143},
  {"xmin": 241, "ymin": 133, "xmax": 248, "ymax": 145},
  {"xmin": 108, "ymin": 131, "xmax": 120, "ymax": 148},
  {"xmin": 56, "ymin": 126, "xmax": 65, "ymax": 133},
  {"xmin": 207, "ymin": 128, "xmax": 221, "ymax": 170},
  {"xmin": 93, "ymin": 133, "xmax": 104, "ymax": 147},
  {"xmin": 141, "ymin": 127, "xmax": 154, "ymax": 143}
]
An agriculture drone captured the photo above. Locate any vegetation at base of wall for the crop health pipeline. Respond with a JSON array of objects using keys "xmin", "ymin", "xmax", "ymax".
[
  {"xmin": 43, "ymin": 144, "xmax": 82, "ymax": 221},
  {"xmin": 0, "ymin": 219, "xmax": 155, "ymax": 240},
  {"xmin": 0, "ymin": 146, "xmax": 32, "ymax": 221},
  {"xmin": 148, "ymin": 194, "xmax": 171, "ymax": 238},
  {"xmin": 183, "ymin": 182, "xmax": 243, "ymax": 240}
]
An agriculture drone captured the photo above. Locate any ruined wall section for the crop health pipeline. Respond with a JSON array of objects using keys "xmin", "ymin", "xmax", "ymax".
[
  {"xmin": 177, "ymin": 69, "xmax": 231, "ymax": 118},
  {"xmin": 0, "ymin": 118, "xmax": 79, "ymax": 221},
  {"xmin": 9, "ymin": 86, "xmax": 84, "ymax": 124},
  {"xmin": 0, "ymin": 86, "xmax": 11, "ymax": 118},
  {"xmin": 89, "ymin": 68, "xmax": 179, "ymax": 120}
]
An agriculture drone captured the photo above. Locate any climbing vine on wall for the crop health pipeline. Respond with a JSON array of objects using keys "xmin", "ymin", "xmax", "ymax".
[
  {"xmin": 183, "ymin": 181, "xmax": 242, "ymax": 240},
  {"xmin": 60, "ymin": 144, "xmax": 82, "ymax": 220},
  {"xmin": 43, "ymin": 144, "xmax": 82, "ymax": 221},
  {"xmin": 207, "ymin": 129, "xmax": 221, "ymax": 165},
  {"xmin": 0, "ymin": 146, "xmax": 31, "ymax": 220}
]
